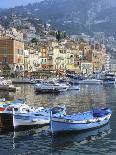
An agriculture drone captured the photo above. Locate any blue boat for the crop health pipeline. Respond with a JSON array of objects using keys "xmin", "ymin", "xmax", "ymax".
[{"xmin": 51, "ymin": 108, "xmax": 112, "ymax": 133}]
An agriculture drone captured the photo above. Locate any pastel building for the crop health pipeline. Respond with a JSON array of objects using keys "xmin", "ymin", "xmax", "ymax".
[{"xmin": 0, "ymin": 37, "xmax": 24, "ymax": 74}]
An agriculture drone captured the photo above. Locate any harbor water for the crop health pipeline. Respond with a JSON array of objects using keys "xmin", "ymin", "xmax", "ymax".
[{"xmin": 0, "ymin": 84, "xmax": 116, "ymax": 155}]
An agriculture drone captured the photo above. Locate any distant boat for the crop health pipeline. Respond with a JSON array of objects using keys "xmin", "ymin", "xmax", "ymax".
[
  {"xmin": 103, "ymin": 74, "xmax": 116, "ymax": 84},
  {"xmin": 34, "ymin": 81, "xmax": 68, "ymax": 94},
  {"xmin": 50, "ymin": 108, "xmax": 112, "ymax": 133},
  {"xmin": 68, "ymin": 82, "xmax": 80, "ymax": 90},
  {"xmin": 79, "ymin": 79, "xmax": 103, "ymax": 84}
]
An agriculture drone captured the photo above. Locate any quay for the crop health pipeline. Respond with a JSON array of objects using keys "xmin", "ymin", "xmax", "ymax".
[
  {"xmin": 0, "ymin": 85, "xmax": 21, "ymax": 92},
  {"xmin": 11, "ymin": 78, "xmax": 32, "ymax": 84}
]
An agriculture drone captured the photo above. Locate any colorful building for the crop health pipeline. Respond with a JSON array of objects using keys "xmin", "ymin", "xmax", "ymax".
[{"xmin": 0, "ymin": 37, "xmax": 24, "ymax": 75}]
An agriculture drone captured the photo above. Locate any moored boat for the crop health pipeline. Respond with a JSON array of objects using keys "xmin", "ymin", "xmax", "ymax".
[
  {"xmin": 0, "ymin": 77, "xmax": 16, "ymax": 91},
  {"xmin": 0, "ymin": 103, "xmax": 66, "ymax": 130},
  {"xmin": 50, "ymin": 108, "xmax": 112, "ymax": 133},
  {"xmin": 103, "ymin": 74, "xmax": 116, "ymax": 84},
  {"xmin": 68, "ymin": 82, "xmax": 80, "ymax": 90},
  {"xmin": 0, "ymin": 99, "xmax": 26, "ymax": 112},
  {"xmin": 34, "ymin": 82, "xmax": 67, "ymax": 94},
  {"xmin": 79, "ymin": 79, "xmax": 103, "ymax": 84}
]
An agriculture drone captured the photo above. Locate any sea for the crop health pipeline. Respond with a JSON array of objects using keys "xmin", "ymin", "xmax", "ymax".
[{"xmin": 0, "ymin": 84, "xmax": 116, "ymax": 155}]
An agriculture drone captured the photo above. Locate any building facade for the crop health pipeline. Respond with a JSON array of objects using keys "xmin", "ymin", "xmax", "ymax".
[{"xmin": 0, "ymin": 37, "xmax": 24, "ymax": 75}]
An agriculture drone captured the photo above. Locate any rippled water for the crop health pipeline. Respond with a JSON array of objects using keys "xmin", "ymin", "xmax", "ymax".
[{"xmin": 0, "ymin": 84, "xmax": 116, "ymax": 155}]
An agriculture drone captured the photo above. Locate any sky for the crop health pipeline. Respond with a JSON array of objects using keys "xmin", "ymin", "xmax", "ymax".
[{"xmin": 0, "ymin": 0, "xmax": 43, "ymax": 8}]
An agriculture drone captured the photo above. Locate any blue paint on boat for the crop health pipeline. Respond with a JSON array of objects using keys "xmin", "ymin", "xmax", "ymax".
[{"xmin": 51, "ymin": 108, "xmax": 112, "ymax": 133}]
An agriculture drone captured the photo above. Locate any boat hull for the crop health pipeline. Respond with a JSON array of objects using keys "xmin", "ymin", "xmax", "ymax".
[
  {"xmin": 68, "ymin": 84, "xmax": 80, "ymax": 90},
  {"xmin": 14, "ymin": 118, "xmax": 49, "ymax": 128},
  {"xmin": 51, "ymin": 114, "xmax": 111, "ymax": 133},
  {"xmin": 0, "ymin": 113, "xmax": 50, "ymax": 129},
  {"xmin": 35, "ymin": 88, "xmax": 60, "ymax": 94},
  {"xmin": 79, "ymin": 80, "xmax": 103, "ymax": 84},
  {"xmin": 103, "ymin": 81, "xmax": 115, "ymax": 84}
]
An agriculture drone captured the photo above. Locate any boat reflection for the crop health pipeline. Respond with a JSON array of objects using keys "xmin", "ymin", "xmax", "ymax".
[
  {"xmin": 52, "ymin": 123, "xmax": 111, "ymax": 145},
  {"xmin": 0, "ymin": 124, "xmax": 111, "ymax": 155}
]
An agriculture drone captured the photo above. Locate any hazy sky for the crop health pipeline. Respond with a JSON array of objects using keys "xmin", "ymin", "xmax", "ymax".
[{"xmin": 0, "ymin": 0, "xmax": 43, "ymax": 8}]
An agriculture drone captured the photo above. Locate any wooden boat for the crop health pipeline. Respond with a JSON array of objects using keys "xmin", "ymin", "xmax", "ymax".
[
  {"xmin": 0, "ymin": 104, "xmax": 66, "ymax": 129},
  {"xmin": 0, "ymin": 99, "xmax": 26, "ymax": 112},
  {"xmin": 50, "ymin": 108, "xmax": 112, "ymax": 133}
]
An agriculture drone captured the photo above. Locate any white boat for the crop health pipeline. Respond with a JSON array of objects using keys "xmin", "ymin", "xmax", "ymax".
[
  {"xmin": 0, "ymin": 77, "xmax": 12, "ymax": 85},
  {"xmin": 0, "ymin": 103, "xmax": 66, "ymax": 129},
  {"xmin": 34, "ymin": 83, "xmax": 60, "ymax": 94},
  {"xmin": 79, "ymin": 79, "xmax": 103, "ymax": 84},
  {"xmin": 67, "ymin": 82, "xmax": 80, "ymax": 90},
  {"xmin": 103, "ymin": 74, "xmax": 116, "ymax": 84},
  {"xmin": 0, "ymin": 76, "xmax": 16, "ymax": 91},
  {"xmin": 34, "ymin": 81, "xmax": 68, "ymax": 93},
  {"xmin": 49, "ymin": 80, "xmax": 69, "ymax": 91}
]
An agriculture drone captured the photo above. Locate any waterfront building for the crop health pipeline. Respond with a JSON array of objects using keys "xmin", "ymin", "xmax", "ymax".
[
  {"xmin": 81, "ymin": 62, "xmax": 93, "ymax": 74},
  {"xmin": 52, "ymin": 46, "xmax": 67, "ymax": 71},
  {"xmin": 65, "ymin": 41, "xmax": 80, "ymax": 73},
  {"xmin": 79, "ymin": 42, "xmax": 92, "ymax": 62},
  {"xmin": 24, "ymin": 50, "xmax": 30, "ymax": 72},
  {"xmin": 29, "ymin": 48, "xmax": 40, "ymax": 72},
  {"xmin": 0, "ymin": 37, "xmax": 24, "ymax": 76},
  {"xmin": 104, "ymin": 54, "xmax": 111, "ymax": 72},
  {"xmin": 47, "ymin": 46, "xmax": 54, "ymax": 70},
  {"xmin": 39, "ymin": 46, "xmax": 48, "ymax": 70},
  {"xmin": 92, "ymin": 50, "xmax": 103, "ymax": 72}
]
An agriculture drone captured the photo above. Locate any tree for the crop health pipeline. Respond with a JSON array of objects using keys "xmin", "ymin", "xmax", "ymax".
[
  {"xmin": 31, "ymin": 38, "xmax": 38, "ymax": 44},
  {"xmin": 56, "ymin": 30, "xmax": 61, "ymax": 41}
]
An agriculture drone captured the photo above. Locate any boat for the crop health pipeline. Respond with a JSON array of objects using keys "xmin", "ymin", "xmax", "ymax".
[
  {"xmin": 103, "ymin": 73, "xmax": 116, "ymax": 84},
  {"xmin": 34, "ymin": 83, "xmax": 60, "ymax": 94},
  {"xmin": 79, "ymin": 79, "xmax": 103, "ymax": 84},
  {"xmin": 0, "ymin": 103, "xmax": 66, "ymax": 129},
  {"xmin": 34, "ymin": 81, "xmax": 68, "ymax": 94},
  {"xmin": 52, "ymin": 80, "xmax": 69, "ymax": 90},
  {"xmin": 68, "ymin": 82, "xmax": 80, "ymax": 90},
  {"xmin": 0, "ymin": 77, "xmax": 16, "ymax": 91},
  {"xmin": 0, "ymin": 99, "xmax": 26, "ymax": 112},
  {"xmin": 50, "ymin": 107, "xmax": 112, "ymax": 133}
]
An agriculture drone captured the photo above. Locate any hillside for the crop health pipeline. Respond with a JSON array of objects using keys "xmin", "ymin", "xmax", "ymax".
[{"xmin": 0, "ymin": 0, "xmax": 116, "ymax": 36}]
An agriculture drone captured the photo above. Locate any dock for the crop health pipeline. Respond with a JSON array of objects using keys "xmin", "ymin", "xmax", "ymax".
[
  {"xmin": 11, "ymin": 78, "xmax": 31, "ymax": 84},
  {"xmin": 0, "ymin": 85, "xmax": 21, "ymax": 92}
]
